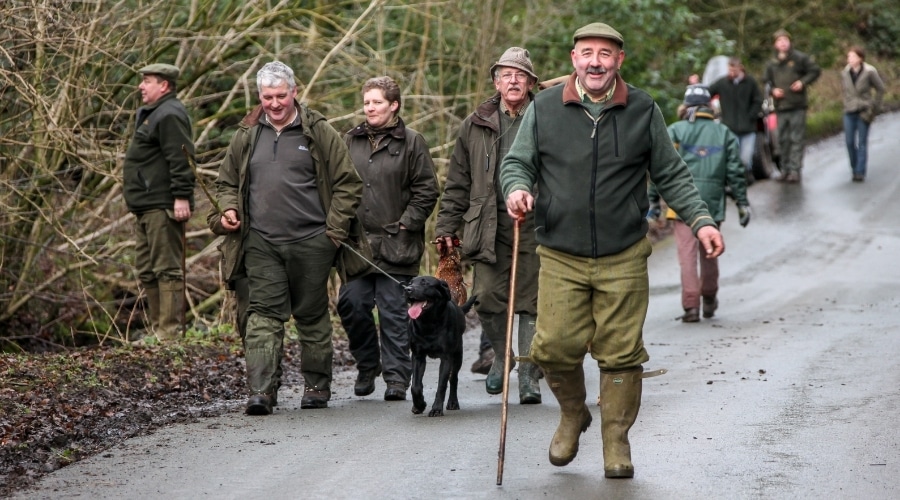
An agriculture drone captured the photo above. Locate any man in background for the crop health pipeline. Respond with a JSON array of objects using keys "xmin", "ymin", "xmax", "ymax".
[
  {"xmin": 764, "ymin": 29, "xmax": 820, "ymax": 183},
  {"xmin": 122, "ymin": 63, "xmax": 195, "ymax": 342}
]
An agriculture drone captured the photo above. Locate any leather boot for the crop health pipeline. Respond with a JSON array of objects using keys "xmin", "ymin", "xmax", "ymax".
[
  {"xmin": 600, "ymin": 367, "xmax": 643, "ymax": 478},
  {"xmin": 244, "ymin": 314, "xmax": 284, "ymax": 400},
  {"xmin": 481, "ymin": 313, "xmax": 515, "ymax": 395},
  {"xmin": 517, "ymin": 314, "xmax": 541, "ymax": 404},
  {"xmin": 545, "ymin": 366, "xmax": 592, "ymax": 466},
  {"xmin": 157, "ymin": 280, "xmax": 185, "ymax": 341}
]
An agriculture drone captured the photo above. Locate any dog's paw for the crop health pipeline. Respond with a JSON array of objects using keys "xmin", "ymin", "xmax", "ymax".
[
  {"xmin": 446, "ymin": 399, "xmax": 460, "ymax": 411},
  {"xmin": 428, "ymin": 407, "xmax": 445, "ymax": 417},
  {"xmin": 412, "ymin": 401, "xmax": 426, "ymax": 414}
]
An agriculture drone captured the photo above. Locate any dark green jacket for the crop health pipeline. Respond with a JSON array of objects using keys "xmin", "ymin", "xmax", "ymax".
[
  {"xmin": 500, "ymin": 73, "xmax": 715, "ymax": 258},
  {"xmin": 650, "ymin": 108, "xmax": 749, "ymax": 223},
  {"xmin": 212, "ymin": 103, "xmax": 362, "ymax": 283},
  {"xmin": 123, "ymin": 92, "xmax": 195, "ymax": 213},
  {"xmin": 344, "ymin": 117, "xmax": 438, "ymax": 276},
  {"xmin": 764, "ymin": 48, "xmax": 821, "ymax": 112},
  {"xmin": 435, "ymin": 93, "xmax": 537, "ymax": 264}
]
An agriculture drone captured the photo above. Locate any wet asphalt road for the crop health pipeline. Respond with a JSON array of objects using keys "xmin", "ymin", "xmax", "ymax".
[{"xmin": 20, "ymin": 113, "xmax": 900, "ymax": 499}]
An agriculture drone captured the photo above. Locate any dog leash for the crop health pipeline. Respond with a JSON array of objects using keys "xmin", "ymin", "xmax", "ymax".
[{"xmin": 340, "ymin": 241, "xmax": 403, "ymax": 285}]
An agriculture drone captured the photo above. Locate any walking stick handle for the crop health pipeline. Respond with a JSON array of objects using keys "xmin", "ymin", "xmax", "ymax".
[{"xmin": 497, "ymin": 218, "xmax": 521, "ymax": 485}]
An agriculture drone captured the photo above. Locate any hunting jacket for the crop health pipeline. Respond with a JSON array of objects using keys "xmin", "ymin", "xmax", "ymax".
[
  {"xmin": 764, "ymin": 48, "xmax": 821, "ymax": 112},
  {"xmin": 344, "ymin": 117, "xmax": 438, "ymax": 276},
  {"xmin": 435, "ymin": 92, "xmax": 537, "ymax": 264},
  {"xmin": 123, "ymin": 91, "xmax": 195, "ymax": 214},
  {"xmin": 210, "ymin": 102, "xmax": 362, "ymax": 283}
]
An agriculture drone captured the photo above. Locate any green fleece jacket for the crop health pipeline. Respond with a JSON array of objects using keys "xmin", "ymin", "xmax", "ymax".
[{"xmin": 500, "ymin": 73, "xmax": 714, "ymax": 258}]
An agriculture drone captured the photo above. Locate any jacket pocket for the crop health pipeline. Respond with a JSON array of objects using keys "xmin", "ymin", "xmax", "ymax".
[
  {"xmin": 460, "ymin": 203, "xmax": 485, "ymax": 257},
  {"xmin": 379, "ymin": 222, "xmax": 423, "ymax": 266}
]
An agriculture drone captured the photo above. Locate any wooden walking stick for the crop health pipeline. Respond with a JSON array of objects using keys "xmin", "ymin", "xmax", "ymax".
[{"xmin": 497, "ymin": 218, "xmax": 521, "ymax": 485}]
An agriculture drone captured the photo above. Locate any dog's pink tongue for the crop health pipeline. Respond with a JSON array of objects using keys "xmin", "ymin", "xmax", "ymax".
[{"xmin": 408, "ymin": 301, "xmax": 425, "ymax": 319}]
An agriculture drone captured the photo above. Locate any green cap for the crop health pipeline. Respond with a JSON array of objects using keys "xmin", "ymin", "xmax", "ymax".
[
  {"xmin": 573, "ymin": 22, "xmax": 624, "ymax": 47},
  {"xmin": 139, "ymin": 63, "xmax": 180, "ymax": 81}
]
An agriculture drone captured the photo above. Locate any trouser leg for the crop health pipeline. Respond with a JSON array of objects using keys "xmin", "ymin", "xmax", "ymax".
[
  {"xmin": 338, "ymin": 276, "xmax": 381, "ymax": 373},
  {"xmin": 374, "ymin": 274, "xmax": 413, "ymax": 387},
  {"xmin": 517, "ymin": 313, "xmax": 541, "ymax": 404},
  {"xmin": 674, "ymin": 221, "xmax": 700, "ymax": 310},
  {"xmin": 244, "ymin": 313, "xmax": 284, "ymax": 396}
]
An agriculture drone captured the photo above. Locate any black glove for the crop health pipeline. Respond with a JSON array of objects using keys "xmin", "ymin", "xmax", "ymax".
[
  {"xmin": 738, "ymin": 205, "xmax": 751, "ymax": 227},
  {"xmin": 646, "ymin": 202, "xmax": 661, "ymax": 221}
]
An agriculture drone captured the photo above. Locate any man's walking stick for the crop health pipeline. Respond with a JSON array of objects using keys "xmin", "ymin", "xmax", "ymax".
[{"xmin": 497, "ymin": 218, "xmax": 521, "ymax": 485}]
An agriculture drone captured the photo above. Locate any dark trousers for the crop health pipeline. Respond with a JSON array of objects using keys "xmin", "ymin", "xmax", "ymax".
[
  {"xmin": 338, "ymin": 272, "xmax": 414, "ymax": 386},
  {"xmin": 243, "ymin": 230, "xmax": 337, "ymax": 391}
]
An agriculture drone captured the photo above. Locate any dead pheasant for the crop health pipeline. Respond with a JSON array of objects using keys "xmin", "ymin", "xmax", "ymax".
[{"xmin": 434, "ymin": 237, "xmax": 467, "ymax": 306}]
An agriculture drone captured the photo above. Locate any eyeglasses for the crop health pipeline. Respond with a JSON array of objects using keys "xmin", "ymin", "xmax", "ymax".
[{"xmin": 498, "ymin": 72, "xmax": 529, "ymax": 82}]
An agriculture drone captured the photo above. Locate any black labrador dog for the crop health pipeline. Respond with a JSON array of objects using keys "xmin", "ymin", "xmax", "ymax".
[{"xmin": 405, "ymin": 276, "xmax": 477, "ymax": 417}]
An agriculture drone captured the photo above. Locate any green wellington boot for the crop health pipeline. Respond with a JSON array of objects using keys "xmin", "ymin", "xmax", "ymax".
[
  {"xmin": 545, "ymin": 365, "xmax": 592, "ymax": 466},
  {"xmin": 600, "ymin": 366, "xmax": 643, "ymax": 478},
  {"xmin": 517, "ymin": 314, "xmax": 541, "ymax": 404}
]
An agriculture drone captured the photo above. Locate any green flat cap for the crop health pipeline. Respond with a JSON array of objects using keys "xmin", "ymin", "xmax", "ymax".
[
  {"xmin": 573, "ymin": 22, "xmax": 624, "ymax": 46},
  {"xmin": 139, "ymin": 63, "xmax": 180, "ymax": 80}
]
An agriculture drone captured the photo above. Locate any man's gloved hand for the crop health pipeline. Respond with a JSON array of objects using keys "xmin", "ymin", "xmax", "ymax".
[
  {"xmin": 646, "ymin": 202, "xmax": 661, "ymax": 221},
  {"xmin": 738, "ymin": 204, "xmax": 751, "ymax": 227}
]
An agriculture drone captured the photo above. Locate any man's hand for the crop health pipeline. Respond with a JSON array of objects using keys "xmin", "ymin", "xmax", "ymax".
[
  {"xmin": 506, "ymin": 190, "xmax": 534, "ymax": 221},
  {"xmin": 771, "ymin": 88, "xmax": 785, "ymax": 99},
  {"xmin": 697, "ymin": 225, "xmax": 725, "ymax": 259},
  {"xmin": 435, "ymin": 235, "xmax": 459, "ymax": 254},
  {"xmin": 219, "ymin": 209, "xmax": 241, "ymax": 232},
  {"xmin": 790, "ymin": 80, "xmax": 804, "ymax": 92},
  {"xmin": 738, "ymin": 205, "xmax": 751, "ymax": 227},
  {"xmin": 173, "ymin": 198, "xmax": 191, "ymax": 222}
]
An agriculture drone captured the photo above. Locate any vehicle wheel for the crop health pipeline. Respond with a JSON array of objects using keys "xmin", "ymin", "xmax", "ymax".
[{"xmin": 752, "ymin": 130, "xmax": 778, "ymax": 180}]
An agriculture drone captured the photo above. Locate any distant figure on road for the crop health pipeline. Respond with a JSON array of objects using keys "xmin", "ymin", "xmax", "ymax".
[
  {"xmin": 649, "ymin": 84, "xmax": 750, "ymax": 323},
  {"xmin": 709, "ymin": 57, "xmax": 764, "ymax": 183},
  {"xmin": 501, "ymin": 22, "xmax": 723, "ymax": 479},
  {"xmin": 841, "ymin": 45, "xmax": 886, "ymax": 183},
  {"xmin": 764, "ymin": 29, "xmax": 820, "ymax": 183}
]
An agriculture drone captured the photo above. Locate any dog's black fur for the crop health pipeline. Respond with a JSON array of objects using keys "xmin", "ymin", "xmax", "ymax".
[{"xmin": 405, "ymin": 276, "xmax": 477, "ymax": 417}]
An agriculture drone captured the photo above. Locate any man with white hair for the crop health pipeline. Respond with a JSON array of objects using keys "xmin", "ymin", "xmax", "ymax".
[{"xmin": 211, "ymin": 61, "xmax": 362, "ymax": 415}]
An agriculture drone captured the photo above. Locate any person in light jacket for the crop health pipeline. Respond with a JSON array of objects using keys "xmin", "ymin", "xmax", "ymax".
[{"xmin": 841, "ymin": 45, "xmax": 886, "ymax": 182}]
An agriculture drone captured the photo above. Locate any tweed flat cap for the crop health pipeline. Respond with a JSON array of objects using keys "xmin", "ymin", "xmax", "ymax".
[
  {"xmin": 489, "ymin": 47, "xmax": 538, "ymax": 80},
  {"xmin": 139, "ymin": 63, "xmax": 180, "ymax": 81},
  {"xmin": 573, "ymin": 22, "xmax": 624, "ymax": 47}
]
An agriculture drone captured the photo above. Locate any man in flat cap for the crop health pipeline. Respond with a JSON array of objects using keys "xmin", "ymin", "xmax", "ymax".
[
  {"xmin": 500, "ymin": 22, "xmax": 723, "ymax": 478},
  {"xmin": 435, "ymin": 47, "xmax": 543, "ymax": 405},
  {"xmin": 123, "ymin": 63, "xmax": 195, "ymax": 342},
  {"xmin": 764, "ymin": 29, "xmax": 821, "ymax": 183}
]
